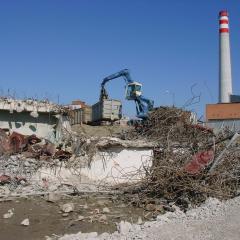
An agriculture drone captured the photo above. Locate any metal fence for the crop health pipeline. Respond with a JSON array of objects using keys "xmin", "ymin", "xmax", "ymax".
[{"xmin": 207, "ymin": 119, "xmax": 240, "ymax": 132}]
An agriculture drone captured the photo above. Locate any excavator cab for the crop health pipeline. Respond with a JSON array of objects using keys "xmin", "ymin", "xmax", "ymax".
[{"xmin": 125, "ymin": 82, "xmax": 142, "ymax": 100}]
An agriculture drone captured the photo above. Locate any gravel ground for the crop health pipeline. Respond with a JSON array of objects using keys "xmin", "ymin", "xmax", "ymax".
[{"xmin": 59, "ymin": 196, "xmax": 240, "ymax": 240}]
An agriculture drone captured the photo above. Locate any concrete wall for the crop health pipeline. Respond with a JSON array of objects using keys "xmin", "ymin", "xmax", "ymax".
[
  {"xmin": 32, "ymin": 148, "xmax": 153, "ymax": 188},
  {"xmin": 82, "ymin": 148, "xmax": 152, "ymax": 184},
  {"xmin": 0, "ymin": 110, "xmax": 57, "ymax": 141}
]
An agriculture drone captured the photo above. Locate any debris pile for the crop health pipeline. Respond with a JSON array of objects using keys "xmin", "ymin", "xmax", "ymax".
[
  {"xmin": 123, "ymin": 107, "xmax": 240, "ymax": 207},
  {"xmin": 0, "ymin": 130, "xmax": 97, "ymax": 196},
  {"xmin": 0, "ymin": 130, "xmax": 72, "ymax": 160},
  {"xmin": 58, "ymin": 196, "xmax": 240, "ymax": 240},
  {"xmin": 0, "ymin": 126, "xmax": 150, "ymax": 196}
]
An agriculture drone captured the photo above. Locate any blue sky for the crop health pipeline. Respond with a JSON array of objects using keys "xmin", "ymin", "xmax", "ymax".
[{"xmin": 0, "ymin": 0, "xmax": 239, "ymax": 119}]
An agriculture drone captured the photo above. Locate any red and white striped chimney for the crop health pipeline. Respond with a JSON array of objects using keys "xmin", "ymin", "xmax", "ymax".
[{"xmin": 219, "ymin": 10, "xmax": 232, "ymax": 103}]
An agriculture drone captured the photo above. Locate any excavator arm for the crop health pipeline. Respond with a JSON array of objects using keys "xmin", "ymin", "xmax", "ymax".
[
  {"xmin": 100, "ymin": 69, "xmax": 154, "ymax": 119},
  {"xmin": 100, "ymin": 69, "xmax": 133, "ymax": 100},
  {"xmin": 135, "ymin": 96, "xmax": 154, "ymax": 119}
]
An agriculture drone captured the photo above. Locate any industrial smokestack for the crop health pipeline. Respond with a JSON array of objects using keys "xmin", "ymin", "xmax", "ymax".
[{"xmin": 219, "ymin": 10, "xmax": 233, "ymax": 103}]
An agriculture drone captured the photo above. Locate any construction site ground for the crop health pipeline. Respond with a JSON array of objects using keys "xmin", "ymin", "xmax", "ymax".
[
  {"xmin": 58, "ymin": 196, "xmax": 240, "ymax": 240},
  {"xmin": 2, "ymin": 195, "xmax": 240, "ymax": 240},
  {"xmin": 1, "ymin": 107, "xmax": 240, "ymax": 239},
  {"xmin": 0, "ymin": 193, "xmax": 145, "ymax": 240}
]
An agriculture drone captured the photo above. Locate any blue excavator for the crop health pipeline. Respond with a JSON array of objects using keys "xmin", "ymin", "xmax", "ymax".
[{"xmin": 100, "ymin": 69, "xmax": 154, "ymax": 119}]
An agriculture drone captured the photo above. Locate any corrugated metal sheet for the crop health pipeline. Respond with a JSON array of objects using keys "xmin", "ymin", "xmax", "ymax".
[
  {"xmin": 82, "ymin": 106, "xmax": 92, "ymax": 123},
  {"xmin": 230, "ymin": 95, "xmax": 240, "ymax": 103},
  {"xmin": 70, "ymin": 107, "xmax": 92, "ymax": 125},
  {"xmin": 206, "ymin": 103, "xmax": 240, "ymax": 120},
  {"xmin": 207, "ymin": 119, "xmax": 240, "ymax": 132},
  {"xmin": 70, "ymin": 109, "xmax": 83, "ymax": 125},
  {"xmin": 92, "ymin": 99, "xmax": 122, "ymax": 122}
]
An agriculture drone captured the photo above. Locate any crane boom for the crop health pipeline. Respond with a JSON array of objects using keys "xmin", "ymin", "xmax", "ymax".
[
  {"xmin": 101, "ymin": 69, "xmax": 133, "ymax": 87},
  {"xmin": 100, "ymin": 69, "xmax": 133, "ymax": 100},
  {"xmin": 100, "ymin": 69, "xmax": 154, "ymax": 119}
]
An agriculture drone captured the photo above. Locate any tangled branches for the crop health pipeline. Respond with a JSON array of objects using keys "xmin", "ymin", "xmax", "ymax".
[{"xmin": 124, "ymin": 107, "xmax": 240, "ymax": 207}]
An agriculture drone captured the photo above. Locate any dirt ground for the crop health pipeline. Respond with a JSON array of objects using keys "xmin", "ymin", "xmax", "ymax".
[
  {"xmin": 2, "ymin": 190, "xmax": 240, "ymax": 240},
  {"xmin": 0, "ymin": 194, "xmax": 145, "ymax": 240}
]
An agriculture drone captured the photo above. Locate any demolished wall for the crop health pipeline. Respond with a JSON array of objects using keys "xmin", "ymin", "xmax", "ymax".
[
  {"xmin": 0, "ymin": 98, "xmax": 70, "ymax": 143},
  {"xmin": 0, "ymin": 111, "xmax": 57, "ymax": 141},
  {"xmin": 0, "ymin": 130, "xmax": 154, "ymax": 197},
  {"xmin": 34, "ymin": 147, "xmax": 152, "ymax": 189}
]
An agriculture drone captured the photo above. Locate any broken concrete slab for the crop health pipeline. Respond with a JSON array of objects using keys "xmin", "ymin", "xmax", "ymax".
[
  {"xmin": 21, "ymin": 218, "xmax": 30, "ymax": 226},
  {"xmin": 99, "ymin": 214, "xmax": 107, "ymax": 222},
  {"xmin": 117, "ymin": 220, "xmax": 132, "ymax": 235},
  {"xmin": 102, "ymin": 207, "xmax": 110, "ymax": 214},
  {"xmin": 96, "ymin": 137, "xmax": 156, "ymax": 149},
  {"xmin": 45, "ymin": 192, "xmax": 61, "ymax": 203},
  {"xmin": 3, "ymin": 208, "xmax": 14, "ymax": 219},
  {"xmin": 77, "ymin": 215, "xmax": 84, "ymax": 221},
  {"xmin": 61, "ymin": 203, "xmax": 74, "ymax": 213}
]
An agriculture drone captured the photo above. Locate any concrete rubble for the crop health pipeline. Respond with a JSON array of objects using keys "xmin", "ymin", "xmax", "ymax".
[
  {"xmin": 0, "ymin": 137, "xmax": 153, "ymax": 198},
  {"xmin": 21, "ymin": 218, "xmax": 30, "ymax": 226},
  {"xmin": 58, "ymin": 196, "xmax": 240, "ymax": 240},
  {"xmin": 0, "ymin": 110, "xmax": 157, "ymax": 201},
  {"xmin": 102, "ymin": 207, "xmax": 110, "ymax": 213},
  {"xmin": 1, "ymin": 105, "xmax": 240, "ymax": 240},
  {"xmin": 45, "ymin": 192, "xmax": 62, "ymax": 202},
  {"xmin": 61, "ymin": 203, "xmax": 75, "ymax": 213},
  {"xmin": 0, "ymin": 118, "xmax": 155, "ymax": 198},
  {"xmin": 3, "ymin": 208, "xmax": 14, "ymax": 219}
]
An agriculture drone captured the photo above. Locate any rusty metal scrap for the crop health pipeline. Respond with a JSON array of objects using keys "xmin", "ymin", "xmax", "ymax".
[
  {"xmin": 0, "ymin": 174, "xmax": 11, "ymax": 185},
  {"xmin": 0, "ymin": 130, "xmax": 72, "ymax": 160},
  {"xmin": 0, "ymin": 129, "xmax": 11, "ymax": 153},
  {"xmin": 54, "ymin": 150, "xmax": 72, "ymax": 161},
  {"xmin": 0, "ymin": 132, "xmax": 43, "ymax": 154},
  {"xmin": 184, "ymin": 150, "xmax": 214, "ymax": 174},
  {"xmin": 0, "ymin": 174, "xmax": 27, "ymax": 185},
  {"xmin": 9, "ymin": 132, "xmax": 28, "ymax": 153}
]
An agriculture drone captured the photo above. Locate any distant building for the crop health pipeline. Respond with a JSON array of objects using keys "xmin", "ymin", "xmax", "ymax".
[
  {"xmin": 206, "ymin": 103, "xmax": 240, "ymax": 131},
  {"xmin": 68, "ymin": 100, "xmax": 87, "ymax": 110},
  {"xmin": 67, "ymin": 99, "xmax": 92, "ymax": 125}
]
